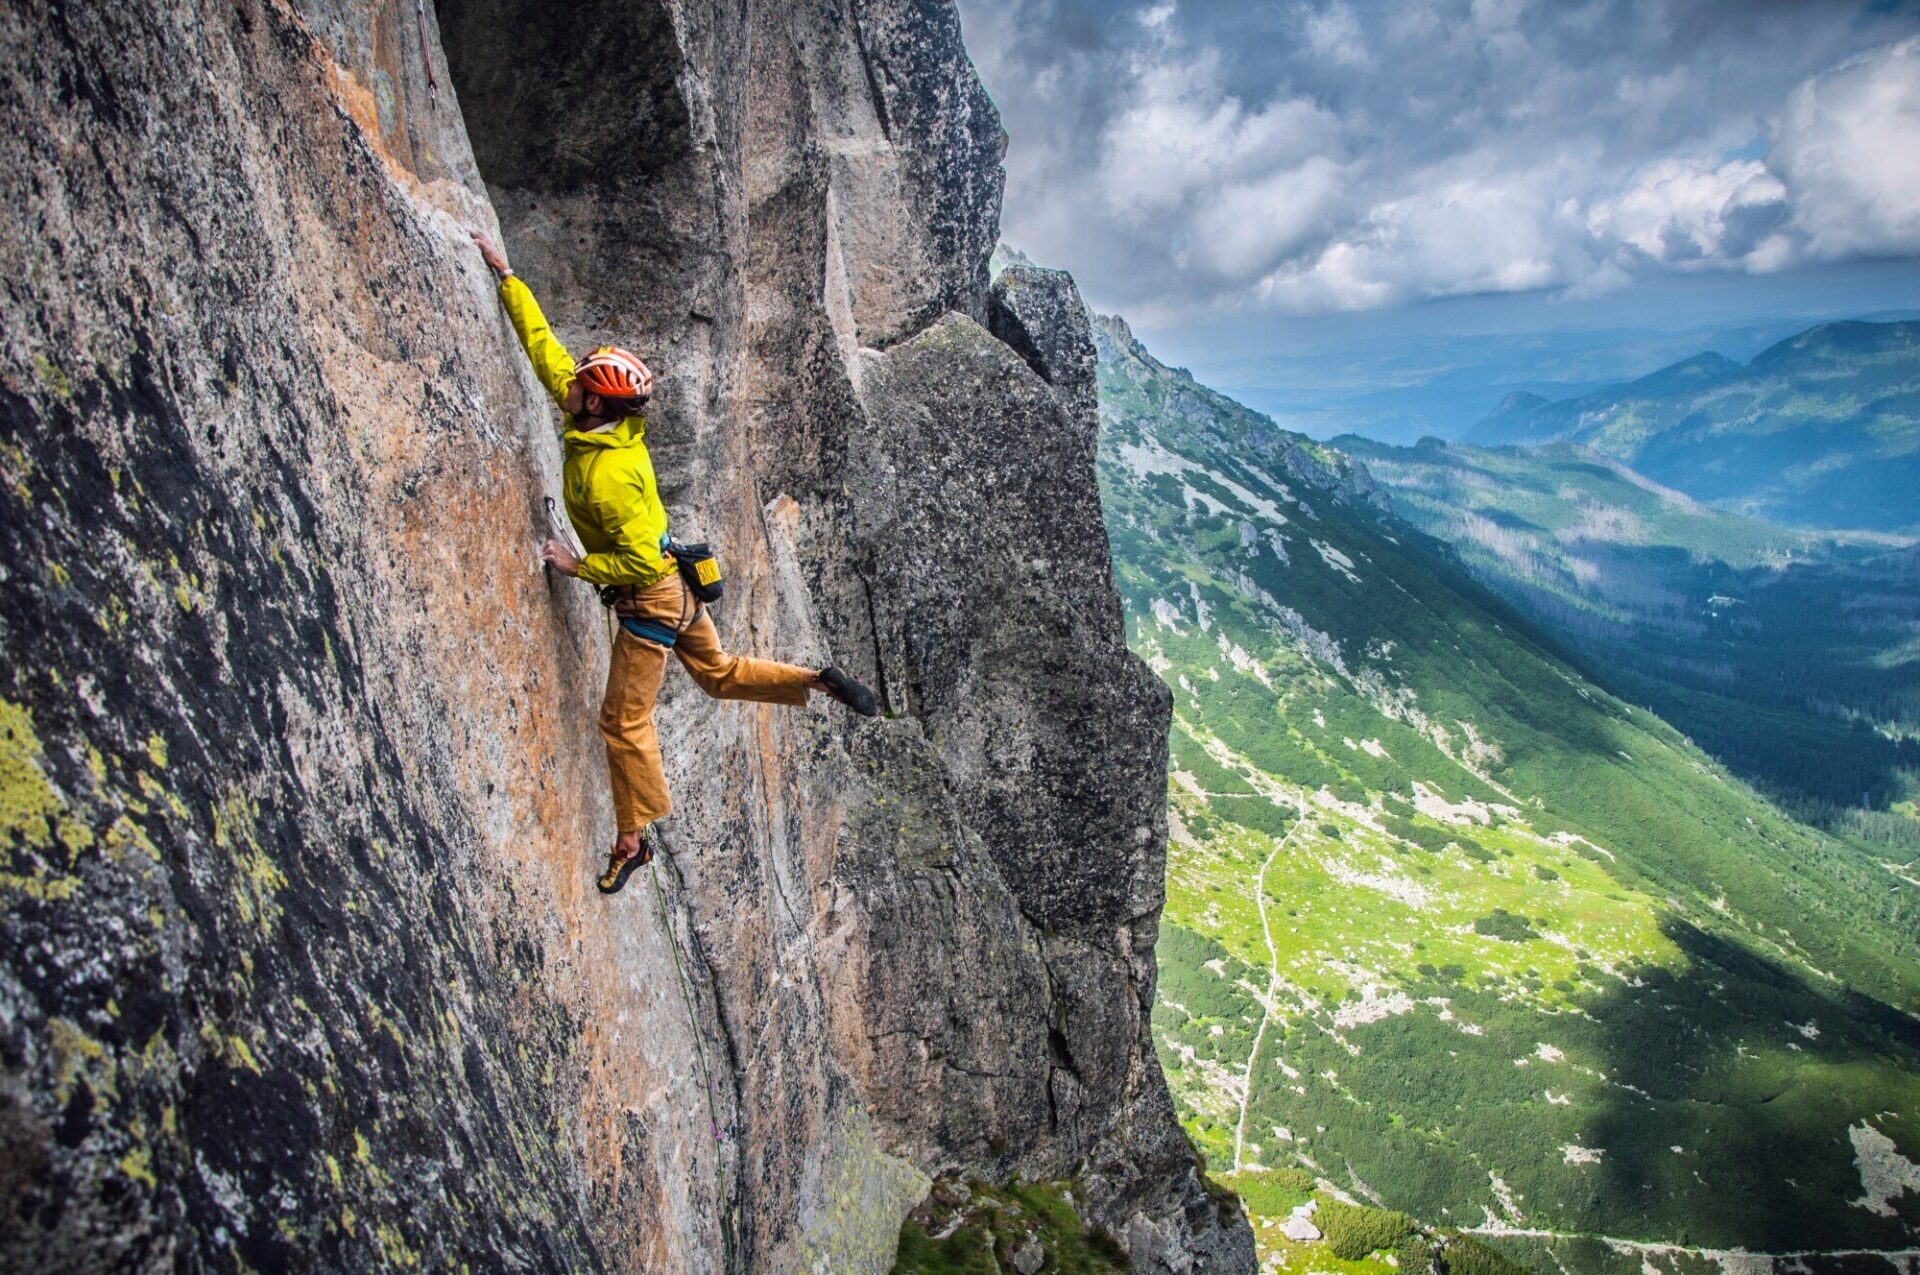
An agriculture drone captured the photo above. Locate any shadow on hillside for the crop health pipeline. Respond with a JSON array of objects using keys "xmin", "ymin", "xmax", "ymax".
[
  {"xmin": 1579, "ymin": 917, "xmax": 1920, "ymax": 1253},
  {"xmin": 1464, "ymin": 536, "xmax": 1920, "ymax": 812}
]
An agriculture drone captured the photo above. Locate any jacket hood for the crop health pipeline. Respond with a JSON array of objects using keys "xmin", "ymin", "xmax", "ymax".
[{"xmin": 563, "ymin": 415, "xmax": 648, "ymax": 452}]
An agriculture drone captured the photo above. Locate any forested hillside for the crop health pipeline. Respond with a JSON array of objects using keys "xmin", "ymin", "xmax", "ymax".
[
  {"xmin": 1337, "ymin": 436, "xmax": 1920, "ymax": 822},
  {"xmin": 1091, "ymin": 310, "xmax": 1920, "ymax": 1273}
]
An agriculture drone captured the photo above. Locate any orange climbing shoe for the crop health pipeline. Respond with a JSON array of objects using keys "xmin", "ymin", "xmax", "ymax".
[{"xmin": 597, "ymin": 835, "xmax": 654, "ymax": 895}]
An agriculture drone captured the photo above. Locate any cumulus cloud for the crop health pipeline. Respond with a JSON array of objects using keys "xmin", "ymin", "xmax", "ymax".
[
  {"xmin": 1189, "ymin": 155, "xmax": 1349, "ymax": 281},
  {"xmin": 1772, "ymin": 37, "xmax": 1920, "ymax": 259},
  {"xmin": 1252, "ymin": 165, "xmax": 1593, "ymax": 312},
  {"xmin": 1098, "ymin": 52, "xmax": 1341, "ymax": 224},
  {"xmin": 956, "ymin": 0, "xmax": 1920, "ymax": 320},
  {"xmin": 1588, "ymin": 158, "xmax": 1790, "ymax": 268}
]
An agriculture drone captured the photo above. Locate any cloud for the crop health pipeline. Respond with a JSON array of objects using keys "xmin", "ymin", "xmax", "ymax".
[
  {"xmin": 955, "ymin": 0, "xmax": 1920, "ymax": 320},
  {"xmin": 1188, "ymin": 156, "xmax": 1350, "ymax": 281},
  {"xmin": 1587, "ymin": 158, "xmax": 1790, "ymax": 267},
  {"xmin": 1098, "ymin": 52, "xmax": 1341, "ymax": 223},
  {"xmin": 1252, "ymin": 164, "xmax": 1595, "ymax": 312},
  {"xmin": 1304, "ymin": 4, "xmax": 1372, "ymax": 69},
  {"xmin": 1771, "ymin": 37, "xmax": 1920, "ymax": 259}
]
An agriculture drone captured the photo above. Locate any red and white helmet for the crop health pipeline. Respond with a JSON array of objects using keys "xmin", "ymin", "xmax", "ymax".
[{"xmin": 574, "ymin": 346, "xmax": 654, "ymax": 402}]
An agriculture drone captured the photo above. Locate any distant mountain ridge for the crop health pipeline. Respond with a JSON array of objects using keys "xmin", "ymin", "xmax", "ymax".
[
  {"xmin": 1464, "ymin": 319, "xmax": 1920, "ymax": 530},
  {"xmin": 1091, "ymin": 309, "xmax": 1395, "ymax": 512}
]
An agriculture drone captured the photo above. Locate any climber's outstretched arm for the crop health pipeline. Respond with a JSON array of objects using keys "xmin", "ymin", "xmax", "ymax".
[{"xmin": 470, "ymin": 230, "xmax": 583, "ymax": 416}]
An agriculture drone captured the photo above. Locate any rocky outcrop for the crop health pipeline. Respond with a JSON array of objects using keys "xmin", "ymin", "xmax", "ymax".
[
  {"xmin": 0, "ymin": 1, "xmax": 1251, "ymax": 1272},
  {"xmin": 990, "ymin": 265, "xmax": 1100, "ymax": 425},
  {"xmin": 848, "ymin": 314, "xmax": 1236, "ymax": 1268}
]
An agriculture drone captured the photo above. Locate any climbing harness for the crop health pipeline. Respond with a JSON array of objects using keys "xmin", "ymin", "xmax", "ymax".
[
  {"xmin": 648, "ymin": 856, "xmax": 742, "ymax": 1270},
  {"xmin": 610, "ymin": 573, "xmax": 702, "ymax": 648},
  {"xmin": 618, "ymin": 615, "xmax": 681, "ymax": 646}
]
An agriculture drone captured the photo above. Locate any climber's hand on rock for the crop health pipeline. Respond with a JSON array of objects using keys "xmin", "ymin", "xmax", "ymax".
[
  {"xmin": 540, "ymin": 539, "xmax": 582, "ymax": 576},
  {"xmin": 469, "ymin": 229, "xmax": 511, "ymax": 279}
]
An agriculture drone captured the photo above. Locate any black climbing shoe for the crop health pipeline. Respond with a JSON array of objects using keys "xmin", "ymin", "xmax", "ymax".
[
  {"xmin": 596, "ymin": 832, "xmax": 655, "ymax": 895},
  {"xmin": 817, "ymin": 666, "xmax": 879, "ymax": 717}
]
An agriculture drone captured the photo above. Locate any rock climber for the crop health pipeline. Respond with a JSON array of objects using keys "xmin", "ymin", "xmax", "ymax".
[{"xmin": 470, "ymin": 230, "xmax": 879, "ymax": 896}]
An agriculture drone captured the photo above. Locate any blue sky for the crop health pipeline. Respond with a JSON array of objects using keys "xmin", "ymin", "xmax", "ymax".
[{"xmin": 956, "ymin": 0, "xmax": 1920, "ymax": 379}]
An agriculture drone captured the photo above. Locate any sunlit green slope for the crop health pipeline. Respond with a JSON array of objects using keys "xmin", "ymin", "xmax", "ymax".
[{"xmin": 1091, "ymin": 312, "xmax": 1920, "ymax": 1272}]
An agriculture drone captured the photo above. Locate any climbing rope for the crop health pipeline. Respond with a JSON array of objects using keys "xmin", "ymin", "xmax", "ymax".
[
  {"xmin": 647, "ymin": 858, "xmax": 742, "ymax": 1271},
  {"xmin": 647, "ymin": 859, "xmax": 723, "ymax": 1137}
]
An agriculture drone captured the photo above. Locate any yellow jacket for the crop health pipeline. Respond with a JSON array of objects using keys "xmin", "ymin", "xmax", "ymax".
[{"xmin": 499, "ymin": 275, "xmax": 672, "ymax": 588}]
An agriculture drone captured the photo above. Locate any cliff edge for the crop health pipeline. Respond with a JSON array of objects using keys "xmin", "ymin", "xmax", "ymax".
[{"xmin": 0, "ymin": 1, "xmax": 1252, "ymax": 1270}]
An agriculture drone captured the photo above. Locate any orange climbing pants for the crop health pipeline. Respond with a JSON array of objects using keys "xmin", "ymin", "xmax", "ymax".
[{"xmin": 600, "ymin": 575, "xmax": 815, "ymax": 833}]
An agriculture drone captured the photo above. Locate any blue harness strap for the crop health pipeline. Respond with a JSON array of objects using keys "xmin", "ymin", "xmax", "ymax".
[{"xmin": 620, "ymin": 616, "xmax": 680, "ymax": 647}]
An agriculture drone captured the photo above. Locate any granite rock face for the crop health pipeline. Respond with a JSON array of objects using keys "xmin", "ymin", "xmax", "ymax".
[
  {"xmin": 990, "ymin": 264, "xmax": 1100, "ymax": 426},
  {"xmin": 0, "ymin": 1, "xmax": 1252, "ymax": 1271}
]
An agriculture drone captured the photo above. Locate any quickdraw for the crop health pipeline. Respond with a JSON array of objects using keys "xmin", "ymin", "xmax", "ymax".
[{"xmin": 414, "ymin": 0, "xmax": 437, "ymax": 108}]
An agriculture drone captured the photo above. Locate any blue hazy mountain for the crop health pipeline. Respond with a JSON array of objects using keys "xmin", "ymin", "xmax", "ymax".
[
  {"xmin": 1464, "ymin": 320, "xmax": 1920, "ymax": 531},
  {"xmin": 1156, "ymin": 316, "xmax": 1915, "ymax": 447}
]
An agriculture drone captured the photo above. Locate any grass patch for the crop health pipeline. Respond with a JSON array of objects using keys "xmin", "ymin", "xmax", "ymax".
[
  {"xmin": 893, "ymin": 1178, "xmax": 1131, "ymax": 1275},
  {"xmin": 1228, "ymin": 1167, "xmax": 1317, "ymax": 1219}
]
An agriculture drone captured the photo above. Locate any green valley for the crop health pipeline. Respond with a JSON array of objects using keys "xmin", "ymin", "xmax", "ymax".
[{"xmin": 1088, "ymin": 311, "xmax": 1920, "ymax": 1273}]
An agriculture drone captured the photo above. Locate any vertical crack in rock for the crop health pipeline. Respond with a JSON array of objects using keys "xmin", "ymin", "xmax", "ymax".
[
  {"xmin": 2, "ymin": 0, "xmax": 1254, "ymax": 1270},
  {"xmin": 859, "ymin": 568, "xmax": 901, "ymax": 719},
  {"xmin": 651, "ymin": 849, "xmax": 748, "ymax": 1273},
  {"xmin": 848, "ymin": 10, "xmax": 896, "ymax": 145}
]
